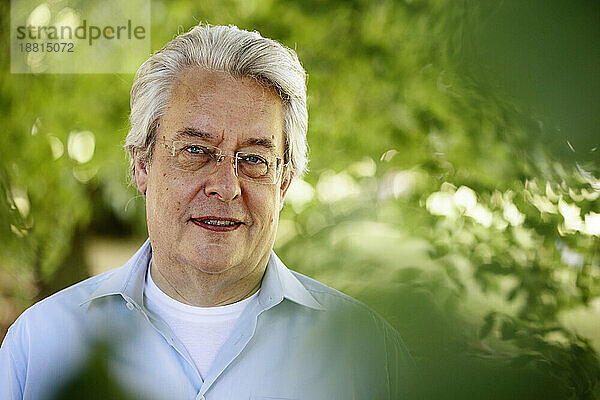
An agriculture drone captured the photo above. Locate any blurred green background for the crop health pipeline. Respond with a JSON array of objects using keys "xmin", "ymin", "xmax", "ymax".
[{"xmin": 1, "ymin": 0, "xmax": 599, "ymax": 399}]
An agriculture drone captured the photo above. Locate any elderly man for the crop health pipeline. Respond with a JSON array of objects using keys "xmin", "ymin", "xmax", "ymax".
[{"xmin": 1, "ymin": 24, "xmax": 414, "ymax": 399}]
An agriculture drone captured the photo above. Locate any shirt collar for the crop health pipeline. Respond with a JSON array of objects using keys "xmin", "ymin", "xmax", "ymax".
[
  {"xmin": 80, "ymin": 238, "xmax": 151, "ymax": 308},
  {"xmin": 258, "ymin": 251, "xmax": 325, "ymax": 311},
  {"xmin": 80, "ymin": 239, "xmax": 324, "ymax": 311}
]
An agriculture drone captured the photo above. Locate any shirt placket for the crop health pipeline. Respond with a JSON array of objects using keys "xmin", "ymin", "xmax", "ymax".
[
  {"xmin": 196, "ymin": 294, "xmax": 280, "ymax": 399},
  {"xmin": 134, "ymin": 296, "xmax": 204, "ymax": 389}
]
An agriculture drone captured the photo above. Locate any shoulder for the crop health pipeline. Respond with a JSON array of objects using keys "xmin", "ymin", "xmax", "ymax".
[
  {"xmin": 8, "ymin": 267, "xmax": 123, "ymax": 332},
  {"xmin": 1, "ymin": 267, "xmax": 124, "ymax": 369},
  {"xmin": 291, "ymin": 270, "xmax": 379, "ymax": 313},
  {"xmin": 291, "ymin": 270, "xmax": 368, "ymax": 308},
  {"xmin": 290, "ymin": 270, "xmax": 402, "ymax": 339},
  {"xmin": 289, "ymin": 270, "xmax": 417, "ymax": 380}
]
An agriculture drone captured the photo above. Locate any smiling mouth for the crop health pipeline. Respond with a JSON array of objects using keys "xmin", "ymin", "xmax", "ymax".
[{"xmin": 190, "ymin": 218, "xmax": 242, "ymax": 232}]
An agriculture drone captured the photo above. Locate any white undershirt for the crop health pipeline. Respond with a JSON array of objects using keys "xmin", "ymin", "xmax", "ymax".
[{"xmin": 144, "ymin": 263, "xmax": 258, "ymax": 380}]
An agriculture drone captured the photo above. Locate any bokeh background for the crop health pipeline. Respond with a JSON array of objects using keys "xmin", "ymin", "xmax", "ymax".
[{"xmin": 1, "ymin": 1, "xmax": 599, "ymax": 399}]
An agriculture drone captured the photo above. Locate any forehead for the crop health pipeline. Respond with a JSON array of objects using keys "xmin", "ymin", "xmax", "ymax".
[{"xmin": 162, "ymin": 67, "xmax": 285, "ymax": 152}]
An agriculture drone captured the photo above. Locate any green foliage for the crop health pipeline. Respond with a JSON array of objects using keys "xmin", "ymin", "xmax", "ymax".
[
  {"xmin": 49, "ymin": 342, "xmax": 135, "ymax": 400},
  {"xmin": 1, "ymin": 0, "xmax": 599, "ymax": 398}
]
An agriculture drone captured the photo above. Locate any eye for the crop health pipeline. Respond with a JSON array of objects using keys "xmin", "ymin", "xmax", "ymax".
[
  {"xmin": 183, "ymin": 145, "xmax": 209, "ymax": 155},
  {"xmin": 241, "ymin": 154, "xmax": 267, "ymax": 165}
]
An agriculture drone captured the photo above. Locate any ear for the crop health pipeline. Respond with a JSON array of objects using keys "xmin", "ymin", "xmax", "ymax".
[
  {"xmin": 134, "ymin": 153, "xmax": 149, "ymax": 195},
  {"xmin": 279, "ymin": 169, "xmax": 294, "ymax": 210}
]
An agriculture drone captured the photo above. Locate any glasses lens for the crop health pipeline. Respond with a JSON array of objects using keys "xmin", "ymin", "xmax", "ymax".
[
  {"xmin": 176, "ymin": 144, "xmax": 213, "ymax": 171},
  {"xmin": 237, "ymin": 153, "xmax": 273, "ymax": 181},
  {"xmin": 167, "ymin": 141, "xmax": 283, "ymax": 184}
]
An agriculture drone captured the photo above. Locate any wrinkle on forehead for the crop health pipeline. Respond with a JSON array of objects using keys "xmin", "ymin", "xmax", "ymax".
[
  {"xmin": 163, "ymin": 67, "xmax": 285, "ymax": 154},
  {"xmin": 172, "ymin": 67, "xmax": 281, "ymax": 106}
]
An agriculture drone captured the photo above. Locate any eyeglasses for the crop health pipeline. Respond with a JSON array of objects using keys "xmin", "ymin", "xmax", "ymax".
[{"xmin": 160, "ymin": 139, "xmax": 286, "ymax": 185}]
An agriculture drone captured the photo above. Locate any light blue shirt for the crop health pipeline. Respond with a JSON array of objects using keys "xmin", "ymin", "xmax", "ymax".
[{"xmin": 1, "ymin": 239, "xmax": 414, "ymax": 399}]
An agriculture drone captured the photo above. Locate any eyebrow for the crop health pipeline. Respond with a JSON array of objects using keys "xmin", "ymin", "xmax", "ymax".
[
  {"xmin": 239, "ymin": 137, "xmax": 276, "ymax": 150},
  {"xmin": 175, "ymin": 127, "xmax": 277, "ymax": 151},
  {"xmin": 175, "ymin": 127, "xmax": 276, "ymax": 150},
  {"xmin": 174, "ymin": 127, "xmax": 213, "ymax": 140}
]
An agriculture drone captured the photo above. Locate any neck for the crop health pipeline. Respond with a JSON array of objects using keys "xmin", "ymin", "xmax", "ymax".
[{"xmin": 150, "ymin": 254, "xmax": 268, "ymax": 307}]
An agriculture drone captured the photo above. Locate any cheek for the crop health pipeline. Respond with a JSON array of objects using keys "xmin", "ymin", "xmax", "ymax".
[
  {"xmin": 266, "ymin": 199, "xmax": 281, "ymax": 229},
  {"xmin": 147, "ymin": 172, "xmax": 190, "ymax": 217},
  {"xmin": 245, "ymin": 189, "xmax": 280, "ymax": 227}
]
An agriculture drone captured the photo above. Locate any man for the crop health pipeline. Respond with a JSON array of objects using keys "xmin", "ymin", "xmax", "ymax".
[{"xmin": 1, "ymin": 24, "xmax": 414, "ymax": 399}]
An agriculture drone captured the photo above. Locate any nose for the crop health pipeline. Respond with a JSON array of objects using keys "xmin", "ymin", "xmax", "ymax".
[{"xmin": 203, "ymin": 156, "xmax": 241, "ymax": 202}]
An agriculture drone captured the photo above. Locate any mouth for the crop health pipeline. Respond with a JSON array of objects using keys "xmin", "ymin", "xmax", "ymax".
[{"xmin": 189, "ymin": 217, "xmax": 243, "ymax": 232}]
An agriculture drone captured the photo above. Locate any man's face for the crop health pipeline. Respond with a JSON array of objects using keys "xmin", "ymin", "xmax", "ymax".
[{"xmin": 135, "ymin": 68, "xmax": 292, "ymax": 275}]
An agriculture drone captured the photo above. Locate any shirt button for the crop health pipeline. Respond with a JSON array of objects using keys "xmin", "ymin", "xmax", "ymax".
[{"xmin": 126, "ymin": 302, "xmax": 134, "ymax": 310}]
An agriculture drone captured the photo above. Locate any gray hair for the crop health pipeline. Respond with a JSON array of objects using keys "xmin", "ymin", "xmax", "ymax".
[{"xmin": 125, "ymin": 24, "xmax": 309, "ymax": 182}]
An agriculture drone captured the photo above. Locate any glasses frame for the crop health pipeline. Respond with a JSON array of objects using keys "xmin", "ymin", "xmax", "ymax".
[{"xmin": 160, "ymin": 139, "xmax": 287, "ymax": 185}]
